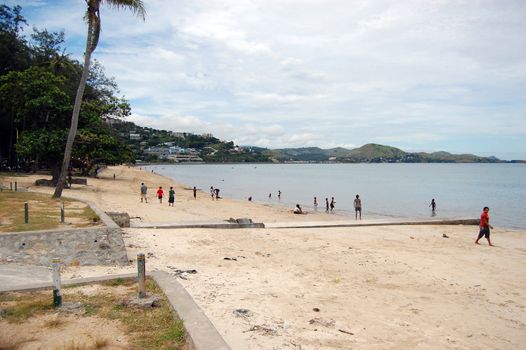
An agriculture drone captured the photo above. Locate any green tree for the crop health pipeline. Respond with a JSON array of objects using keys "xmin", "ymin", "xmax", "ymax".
[{"xmin": 53, "ymin": 0, "xmax": 145, "ymax": 198}]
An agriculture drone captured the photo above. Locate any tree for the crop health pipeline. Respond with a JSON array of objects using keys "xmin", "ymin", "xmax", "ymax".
[{"xmin": 53, "ymin": 0, "xmax": 145, "ymax": 198}]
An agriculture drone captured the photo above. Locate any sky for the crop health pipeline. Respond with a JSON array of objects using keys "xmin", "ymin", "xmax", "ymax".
[{"xmin": 8, "ymin": 0, "xmax": 526, "ymax": 160}]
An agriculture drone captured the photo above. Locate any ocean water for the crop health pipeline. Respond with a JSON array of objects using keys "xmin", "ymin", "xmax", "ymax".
[{"xmin": 144, "ymin": 163, "xmax": 526, "ymax": 230}]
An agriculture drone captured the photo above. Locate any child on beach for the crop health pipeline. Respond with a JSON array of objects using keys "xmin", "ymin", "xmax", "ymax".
[
  {"xmin": 157, "ymin": 186, "xmax": 164, "ymax": 203},
  {"xmin": 330, "ymin": 197, "xmax": 335, "ymax": 213},
  {"xmin": 325, "ymin": 198, "xmax": 329, "ymax": 213},
  {"xmin": 314, "ymin": 197, "xmax": 318, "ymax": 211},
  {"xmin": 354, "ymin": 194, "xmax": 362, "ymax": 220},
  {"xmin": 168, "ymin": 186, "xmax": 175, "ymax": 207}
]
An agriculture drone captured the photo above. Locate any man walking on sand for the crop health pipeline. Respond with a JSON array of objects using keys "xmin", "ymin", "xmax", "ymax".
[
  {"xmin": 193, "ymin": 186, "xmax": 197, "ymax": 199},
  {"xmin": 140, "ymin": 183, "xmax": 148, "ymax": 203},
  {"xmin": 475, "ymin": 206, "xmax": 494, "ymax": 246}
]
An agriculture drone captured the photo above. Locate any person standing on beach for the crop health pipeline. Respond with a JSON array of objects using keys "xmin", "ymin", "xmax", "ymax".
[
  {"xmin": 193, "ymin": 186, "xmax": 197, "ymax": 199},
  {"xmin": 269, "ymin": 193, "xmax": 272, "ymax": 199},
  {"xmin": 330, "ymin": 197, "xmax": 335, "ymax": 213},
  {"xmin": 278, "ymin": 190, "xmax": 281, "ymax": 200},
  {"xmin": 314, "ymin": 197, "xmax": 318, "ymax": 211},
  {"xmin": 140, "ymin": 183, "xmax": 148, "ymax": 203},
  {"xmin": 168, "ymin": 186, "xmax": 175, "ymax": 207},
  {"xmin": 354, "ymin": 194, "xmax": 362, "ymax": 220},
  {"xmin": 210, "ymin": 186, "xmax": 215, "ymax": 200},
  {"xmin": 325, "ymin": 198, "xmax": 329, "ymax": 213},
  {"xmin": 429, "ymin": 199, "xmax": 436, "ymax": 212},
  {"xmin": 475, "ymin": 207, "xmax": 494, "ymax": 246},
  {"xmin": 157, "ymin": 186, "xmax": 164, "ymax": 204}
]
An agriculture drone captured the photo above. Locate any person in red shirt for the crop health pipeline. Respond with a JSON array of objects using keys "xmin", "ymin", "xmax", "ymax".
[
  {"xmin": 475, "ymin": 206, "xmax": 494, "ymax": 246},
  {"xmin": 157, "ymin": 186, "xmax": 164, "ymax": 204}
]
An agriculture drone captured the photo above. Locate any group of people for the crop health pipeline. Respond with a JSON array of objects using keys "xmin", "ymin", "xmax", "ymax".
[
  {"xmin": 140, "ymin": 183, "xmax": 198, "ymax": 207},
  {"xmin": 311, "ymin": 195, "xmax": 361, "ymax": 219},
  {"xmin": 210, "ymin": 186, "xmax": 221, "ymax": 200},
  {"xmin": 140, "ymin": 182, "xmax": 496, "ymax": 246}
]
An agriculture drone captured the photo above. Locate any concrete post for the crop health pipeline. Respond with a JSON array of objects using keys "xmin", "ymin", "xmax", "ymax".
[
  {"xmin": 137, "ymin": 253, "xmax": 146, "ymax": 298},
  {"xmin": 60, "ymin": 202, "xmax": 65, "ymax": 223},
  {"xmin": 24, "ymin": 202, "xmax": 28, "ymax": 224},
  {"xmin": 52, "ymin": 258, "xmax": 62, "ymax": 307}
]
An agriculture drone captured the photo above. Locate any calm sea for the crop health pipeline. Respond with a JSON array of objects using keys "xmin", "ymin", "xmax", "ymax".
[{"xmin": 144, "ymin": 163, "xmax": 526, "ymax": 230}]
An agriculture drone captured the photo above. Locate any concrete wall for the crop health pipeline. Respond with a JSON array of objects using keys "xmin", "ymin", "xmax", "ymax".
[{"xmin": 0, "ymin": 227, "xmax": 129, "ymax": 266}]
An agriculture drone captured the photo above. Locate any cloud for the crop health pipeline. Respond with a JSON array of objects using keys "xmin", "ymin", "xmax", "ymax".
[{"xmin": 16, "ymin": 0, "xmax": 526, "ymax": 159}]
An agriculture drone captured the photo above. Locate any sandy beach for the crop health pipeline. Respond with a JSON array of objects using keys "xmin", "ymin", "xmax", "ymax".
[{"xmin": 3, "ymin": 166, "xmax": 525, "ymax": 349}]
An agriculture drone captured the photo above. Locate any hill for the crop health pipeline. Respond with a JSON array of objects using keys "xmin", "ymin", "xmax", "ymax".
[
  {"xmin": 109, "ymin": 119, "xmax": 506, "ymax": 164},
  {"xmin": 265, "ymin": 143, "xmax": 504, "ymax": 163}
]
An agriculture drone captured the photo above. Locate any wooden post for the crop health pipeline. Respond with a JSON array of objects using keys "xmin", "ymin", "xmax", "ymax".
[
  {"xmin": 137, "ymin": 253, "xmax": 146, "ymax": 298},
  {"xmin": 52, "ymin": 258, "xmax": 62, "ymax": 307},
  {"xmin": 14, "ymin": 181, "xmax": 17, "ymax": 192},
  {"xmin": 24, "ymin": 202, "xmax": 28, "ymax": 224},
  {"xmin": 10, "ymin": 182, "xmax": 13, "ymax": 191},
  {"xmin": 60, "ymin": 202, "xmax": 65, "ymax": 223}
]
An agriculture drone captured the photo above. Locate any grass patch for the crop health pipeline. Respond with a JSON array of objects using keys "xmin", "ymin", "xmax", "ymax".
[
  {"xmin": 0, "ymin": 191, "xmax": 99, "ymax": 232},
  {"xmin": 0, "ymin": 278, "xmax": 186, "ymax": 349}
]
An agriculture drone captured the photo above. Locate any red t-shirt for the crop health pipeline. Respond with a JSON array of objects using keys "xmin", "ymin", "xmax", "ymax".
[
  {"xmin": 157, "ymin": 189, "xmax": 163, "ymax": 197},
  {"xmin": 480, "ymin": 211, "xmax": 489, "ymax": 228}
]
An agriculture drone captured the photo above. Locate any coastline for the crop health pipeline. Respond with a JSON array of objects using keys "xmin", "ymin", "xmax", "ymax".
[{"xmin": 1, "ymin": 165, "xmax": 525, "ymax": 349}]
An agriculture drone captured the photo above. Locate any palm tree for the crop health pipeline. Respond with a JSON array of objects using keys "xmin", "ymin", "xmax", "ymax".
[{"xmin": 53, "ymin": 0, "xmax": 145, "ymax": 198}]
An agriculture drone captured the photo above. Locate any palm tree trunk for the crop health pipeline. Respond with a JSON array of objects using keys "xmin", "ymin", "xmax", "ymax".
[{"xmin": 52, "ymin": 39, "xmax": 93, "ymax": 198}]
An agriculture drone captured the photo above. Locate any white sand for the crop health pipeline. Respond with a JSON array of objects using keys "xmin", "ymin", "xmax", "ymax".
[{"xmin": 4, "ymin": 165, "xmax": 525, "ymax": 349}]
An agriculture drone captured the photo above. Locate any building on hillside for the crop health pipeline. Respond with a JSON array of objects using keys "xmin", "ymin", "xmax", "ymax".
[
  {"xmin": 129, "ymin": 133, "xmax": 141, "ymax": 140},
  {"xmin": 145, "ymin": 146, "xmax": 170, "ymax": 158},
  {"xmin": 165, "ymin": 154, "xmax": 203, "ymax": 162}
]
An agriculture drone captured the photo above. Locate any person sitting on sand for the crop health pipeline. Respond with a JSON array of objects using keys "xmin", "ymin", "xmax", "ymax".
[
  {"xmin": 157, "ymin": 186, "xmax": 164, "ymax": 204},
  {"xmin": 293, "ymin": 204, "xmax": 303, "ymax": 214}
]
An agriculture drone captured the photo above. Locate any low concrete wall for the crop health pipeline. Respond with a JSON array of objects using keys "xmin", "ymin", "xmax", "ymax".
[
  {"xmin": 0, "ymin": 227, "xmax": 129, "ymax": 266},
  {"xmin": 105, "ymin": 212, "xmax": 130, "ymax": 228}
]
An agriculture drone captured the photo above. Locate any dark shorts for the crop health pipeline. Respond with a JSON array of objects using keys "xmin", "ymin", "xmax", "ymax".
[
  {"xmin": 355, "ymin": 207, "xmax": 361, "ymax": 212},
  {"xmin": 478, "ymin": 227, "xmax": 490, "ymax": 239},
  {"xmin": 169, "ymin": 197, "xmax": 174, "ymax": 203}
]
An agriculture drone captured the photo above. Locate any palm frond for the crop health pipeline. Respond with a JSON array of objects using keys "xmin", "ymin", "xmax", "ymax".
[{"xmin": 104, "ymin": 0, "xmax": 146, "ymax": 20}]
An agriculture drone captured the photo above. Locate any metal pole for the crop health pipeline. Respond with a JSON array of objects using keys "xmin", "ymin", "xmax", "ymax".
[
  {"xmin": 24, "ymin": 202, "xmax": 28, "ymax": 224},
  {"xmin": 52, "ymin": 258, "xmax": 62, "ymax": 307},
  {"xmin": 60, "ymin": 202, "xmax": 65, "ymax": 223},
  {"xmin": 137, "ymin": 253, "xmax": 146, "ymax": 298}
]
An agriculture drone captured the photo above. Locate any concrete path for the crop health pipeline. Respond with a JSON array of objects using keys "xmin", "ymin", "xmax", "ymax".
[{"xmin": 0, "ymin": 263, "xmax": 51, "ymax": 290}]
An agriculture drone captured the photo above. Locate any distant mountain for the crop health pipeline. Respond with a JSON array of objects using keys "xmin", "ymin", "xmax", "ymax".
[
  {"xmin": 265, "ymin": 143, "xmax": 505, "ymax": 163},
  {"xmin": 109, "ymin": 119, "xmax": 512, "ymax": 163}
]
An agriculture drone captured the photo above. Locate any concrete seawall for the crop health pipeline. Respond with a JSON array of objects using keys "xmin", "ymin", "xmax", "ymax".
[{"xmin": 0, "ymin": 227, "xmax": 129, "ymax": 266}]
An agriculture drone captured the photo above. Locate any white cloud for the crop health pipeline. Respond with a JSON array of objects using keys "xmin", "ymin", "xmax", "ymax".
[{"xmin": 16, "ymin": 0, "xmax": 526, "ymax": 158}]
